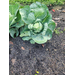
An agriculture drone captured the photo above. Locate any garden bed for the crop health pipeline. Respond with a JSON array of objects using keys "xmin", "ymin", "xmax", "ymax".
[{"xmin": 9, "ymin": 5, "xmax": 65, "ymax": 75}]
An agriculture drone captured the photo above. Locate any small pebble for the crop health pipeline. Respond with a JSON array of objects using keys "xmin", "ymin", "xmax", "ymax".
[
  {"xmin": 62, "ymin": 10, "xmax": 65, "ymax": 13},
  {"xmin": 54, "ymin": 49, "xmax": 57, "ymax": 51},
  {"xmin": 53, "ymin": 18, "xmax": 60, "ymax": 21},
  {"xmin": 46, "ymin": 48, "xmax": 48, "ymax": 51}
]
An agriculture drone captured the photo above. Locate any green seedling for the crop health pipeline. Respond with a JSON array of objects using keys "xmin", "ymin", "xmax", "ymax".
[{"xmin": 54, "ymin": 27, "xmax": 64, "ymax": 35}]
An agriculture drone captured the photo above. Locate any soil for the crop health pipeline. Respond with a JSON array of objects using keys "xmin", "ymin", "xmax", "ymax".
[{"xmin": 9, "ymin": 5, "xmax": 65, "ymax": 75}]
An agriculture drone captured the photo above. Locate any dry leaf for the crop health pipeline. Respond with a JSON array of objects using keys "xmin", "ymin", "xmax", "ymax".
[
  {"xmin": 9, "ymin": 41, "xmax": 13, "ymax": 45},
  {"xmin": 55, "ymin": 23, "xmax": 57, "ymax": 26},
  {"xmin": 29, "ymin": 49, "xmax": 31, "ymax": 50},
  {"xmin": 11, "ymin": 59, "xmax": 16, "ymax": 65},
  {"xmin": 50, "ymin": 4, "xmax": 52, "ymax": 6},
  {"xmin": 42, "ymin": 44, "xmax": 44, "ymax": 47},
  {"xmin": 21, "ymin": 47, "xmax": 25, "ymax": 50},
  {"xmin": 62, "ymin": 10, "xmax": 65, "ymax": 13}
]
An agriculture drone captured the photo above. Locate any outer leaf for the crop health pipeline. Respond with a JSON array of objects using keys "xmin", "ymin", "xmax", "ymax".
[
  {"xmin": 9, "ymin": 13, "xmax": 17, "ymax": 27},
  {"xmin": 41, "ymin": 23, "xmax": 48, "ymax": 35},
  {"xmin": 19, "ymin": 5, "xmax": 30, "ymax": 18},
  {"xmin": 24, "ymin": 12, "xmax": 35, "ymax": 24},
  {"xmin": 30, "ymin": 3, "xmax": 38, "ymax": 9},
  {"xmin": 9, "ymin": 3, "xmax": 19, "ymax": 16},
  {"xmin": 16, "ymin": 29, "xmax": 19, "ymax": 37},
  {"xmin": 20, "ymin": 25, "xmax": 29, "ymax": 34},
  {"xmin": 30, "ymin": 2, "xmax": 42, "ymax": 9},
  {"xmin": 9, "ymin": 3, "xmax": 20, "ymax": 27},
  {"xmin": 30, "ymin": 40, "xmax": 35, "ymax": 44},
  {"xmin": 31, "ymin": 7, "xmax": 47, "ymax": 19},
  {"xmin": 19, "ymin": 5, "xmax": 30, "ymax": 23},
  {"xmin": 20, "ymin": 31, "xmax": 31, "ymax": 37},
  {"xmin": 45, "ymin": 29, "xmax": 52, "ymax": 40},
  {"xmin": 19, "ymin": 6, "xmax": 35, "ymax": 24},
  {"xmin": 22, "ymin": 37, "xmax": 31, "ymax": 41},
  {"xmin": 42, "ymin": 4, "xmax": 48, "ymax": 11},
  {"xmin": 36, "ymin": 2, "xmax": 42, "ymax": 7},
  {"xmin": 9, "ymin": 28, "xmax": 19, "ymax": 38},
  {"xmin": 35, "ymin": 19, "xmax": 42, "ymax": 23},
  {"xmin": 32, "ymin": 34, "xmax": 47, "ymax": 44},
  {"xmin": 48, "ymin": 20, "xmax": 56, "ymax": 32},
  {"xmin": 11, "ymin": 20, "xmax": 24, "ymax": 28},
  {"xmin": 15, "ymin": 10, "xmax": 21, "ymax": 22},
  {"xmin": 42, "ymin": 11, "xmax": 52, "ymax": 24},
  {"xmin": 9, "ymin": 28, "xmax": 16, "ymax": 38}
]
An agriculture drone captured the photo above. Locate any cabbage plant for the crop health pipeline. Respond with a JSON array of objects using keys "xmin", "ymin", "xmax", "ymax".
[
  {"xmin": 9, "ymin": 2, "xmax": 56, "ymax": 44},
  {"xmin": 9, "ymin": 3, "xmax": 24, "ymax": 38}
]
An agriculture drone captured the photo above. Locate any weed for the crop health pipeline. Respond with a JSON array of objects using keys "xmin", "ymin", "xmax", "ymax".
[
  {"xmin": 54, "ymin": 27, "xmax": 64, "ymax": 35},
  {"xmin": 63, "ymin": 28, "xmax": 65, "ymax": 31}
]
